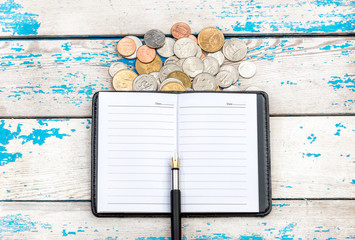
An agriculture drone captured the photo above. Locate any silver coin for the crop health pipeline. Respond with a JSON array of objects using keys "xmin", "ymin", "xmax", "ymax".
[
  {"xmin": 202, "ymin": 56, "xmax": 220, "ymax": 75},
  {"xmin": 176, "ymin": 58, "xmax": 185, "ymax": 68},
  {"xmin": 182, "ymin": 56, "xmax": 204, "ymax": 78},
  {"xmin": 159, "ymin": 64, "xmax": 182, "ymax": 82},
  {"xmin": 125, "ymin": 36, "xmax": 142, "ymax": 59},
  {"xmin": 216, "ymin": 70, "xmax": 234, "ymax": 88},
  {"xmin": 193, "ymin": 73, "xmax": 217, "ymax": 91},
  {"xmin": 174, "ymin": 37, "xmax": 197, "ymax": 59},
  {"xmin": 157, "ymin": 37, "xmax": 175, "ymax": 58},
  {"xmin": 207, "ymin": 51, "xmax": 225, "ymax": 66},
  {"xmin": 149, "ymin": 71, "xmax": 160, "ymax": 80},
  {"xmin": 144, "ymin": 29, "xmax": 166, "ymax": 48},
  {"xmin": 164, "ymin": 56, "xmax": 179, "ymax": 65},
  {"xmin": 133, "ymin": 74, "xmax": 158, "ymax": 91},
  {"xmin": 109, "ymin": 62, "xmax": 127, "ymax": 77},
  {"xmin": 160, "ymin": 78, "xmax": 184, "ymax": 90},
  {"xmin": 195, "ymin": 46, "xmax": 202, "ymax": 58},
  {"xmin": 149, "ymin": 71, "xmax": 161, "ymax": 88},
  {"xmin": 245, "ymin": 86, "xmax": 262, "ymax": 91},
  {"xmin": 220, "ymin": 65, "xmax": 239, "ymax": 83},
  {"xmin": 238, "ymin": 61, "xmax": 256, "ymax": 78},
  {"xmin": 223, "ymin": 85, "xmax": 241, "ymax": 91},
  {"xmin": 222, "ymin": 39, "xmax": 247, "ymax": 62}
]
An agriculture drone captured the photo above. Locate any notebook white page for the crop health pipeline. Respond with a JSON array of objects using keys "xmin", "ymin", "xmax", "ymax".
[
  {"xmin": 97, "ymin": 92, "xmax": 177, "ymax": 213},
  {"xmin": 97, "ymin": 92, "xmax": 259, "ymax": 213},
  {"xmin": 178, "ymin": 93, "xmax": 259, "ymax": 212}
]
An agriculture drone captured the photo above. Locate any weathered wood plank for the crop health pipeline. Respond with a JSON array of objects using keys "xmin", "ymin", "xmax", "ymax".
[
  {"xmin": 0, "ymin": 201, "xmax": 354, "ymax": 239},
  {"xmin": 0, "ymin": 0, "xmax": 354, "ymax": 36},
  {"xmin": 0, "ymin": 37, "xmax": 354, "ymax": 117},
  {"xmin": 0, "ymin": 116, "xmax": 353, "ymax": 200}
]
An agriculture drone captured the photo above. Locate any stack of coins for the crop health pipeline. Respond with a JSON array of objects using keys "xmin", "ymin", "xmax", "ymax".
[{"xmin": 109, "ymin": 22, "xmax": 257, "ymax": 92}]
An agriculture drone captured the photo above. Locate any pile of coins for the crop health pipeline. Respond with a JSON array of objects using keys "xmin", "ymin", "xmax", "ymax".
[{"xmin": 109, "ymin": 22, "xmax": 257, "ymax": 91}]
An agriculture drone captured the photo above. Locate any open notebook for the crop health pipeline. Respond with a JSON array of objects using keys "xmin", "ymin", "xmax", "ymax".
[{"xmin": 91, "ymin": 91, "xmax": 271, "ymax": 217}]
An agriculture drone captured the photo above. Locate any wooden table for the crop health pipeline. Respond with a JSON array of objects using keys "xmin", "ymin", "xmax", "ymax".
[{"xmin": 0, "ymin": 0, "xmax": 354, "ymax": 239}]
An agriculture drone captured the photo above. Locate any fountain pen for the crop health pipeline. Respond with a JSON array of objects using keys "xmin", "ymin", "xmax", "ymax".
[{"xmin": 171, "ymin": 153, "xmax": 181, "ymax": 240}]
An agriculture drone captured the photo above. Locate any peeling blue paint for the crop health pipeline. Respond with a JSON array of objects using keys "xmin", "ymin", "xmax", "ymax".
[
  {"xmin": 272, "ymin": 203, "xmax": 290, "ymax": 208},
  {"xmin": 61, "ymin": 42, "xmax": 71, "ymax": 52},
  {"xmin": 19, "ymin": 128, "xmax": 70, "ymax": 145},
  {"xmin": 0, "ymin": 120, "xmax": 71, "ymax": 166},
  {"xmin": 327, "ymin": 74, "xmax": 355, "ymax": 92},
  {"xmin": 275, "ymin": 223, "xmax": 297, "ymax": 240},
  {"xmin": 320, "ymin": 41, "xmax": 353, "ymax": 51},
  {"xmin": 0, "ymin": 0, "xmax": 40, "ymax": 35},
  {"xmin": 302, "ymin": 153, "xmax": 321, "ymax": 158},
  {"xmin": 36, "ymin": 119, "xmax": 69, "ymax": 126},
  {"xmin": 334, "ymin": 122, "xmax": 347, "ymax": 136},
  {"xmin": 240, "ymin": 235, "xmax": 263, "ymax": 240},
  {"xmin": 307, "ymin": 133, "xmax": 317, "ymax": 144},
  {"xmin": 0, "ymin": 120, "xmax": 23, "ymax": 166},
  {"xmin": 0, "ymin": 214, "xmax": 52, "ymax": 233},
  {"xmin": 214, "ymin": 0, "xmax": 355, "ymax": 33},
  {"xmin": 62, "ymin": 229, "xmax": 77, "ymax": 236}
]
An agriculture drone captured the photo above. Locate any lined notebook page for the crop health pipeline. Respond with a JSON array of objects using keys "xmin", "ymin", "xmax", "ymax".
[
  {"xmin": 178, "ymin": 93, "xmax": 259, "ymax": 213},
  {"xmin": 97, "ymin": 92, "xmax": 177, "ymax": 213}
]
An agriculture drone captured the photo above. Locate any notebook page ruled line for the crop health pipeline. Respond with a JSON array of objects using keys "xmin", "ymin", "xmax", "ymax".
[
  {"xmin": 177, "ymin": 93, "xmax": 259, "ymax": 213},
  {"xmin": 97, "ymin": 92, "xmax": 177, "ymax": 213}
]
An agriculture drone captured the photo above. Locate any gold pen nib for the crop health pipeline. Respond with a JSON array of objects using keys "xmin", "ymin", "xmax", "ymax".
[{"xmin": 172, "ymin": 152, "xmax": 179, "ymax": 168}]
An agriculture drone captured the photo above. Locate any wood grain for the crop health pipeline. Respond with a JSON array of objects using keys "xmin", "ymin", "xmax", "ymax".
[
  {"xmin": 0, "ymin": 201, "xmax": 354, "ymax": 239},
  {"xmin": 0, "ymin": 116, "xmax": 353, "ymax": 200},
  {"xmin": 0, "ymin": 37, "xmax": 353, "ymax": 117},
  {"xmin": 0, "ymin": 0, "xmax": 354, "ymax": 37}
]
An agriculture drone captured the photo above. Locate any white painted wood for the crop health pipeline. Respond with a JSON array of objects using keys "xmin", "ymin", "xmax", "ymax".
[
  {"xmin": 0, "ymin": 37, "xmax": 353, "ymax": 117},
  {"xmin": 0, "ymin": 201, "xmax": 354, "ymax": 239},
  {"xmin": 0, "ymin": 116, "xmax": 353, "ymax": 200},
  {"xmin": 0, "ymin": 0, "xmax": 353, "ymax": 36}
]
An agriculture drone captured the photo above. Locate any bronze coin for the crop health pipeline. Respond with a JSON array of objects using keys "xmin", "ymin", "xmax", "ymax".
[
  {"xmin": 161, "ymin": 82, "xmax": 186, "ymax": 91},
  {"xmin": 167, "ymin": 71, "xmax": 192, "ymax": 88},
  {"xmin": 171, "ymin": 22, "xmax": 191, "ymax": 39},
  {"xmin": 197, "ymin": 27, "xmax": 225, "ymax": 53},
  {"xmin": 137, "ymin": 45, "xmax": 156, "ymax": 63},
  {"xmin": 116, "ymin": 38, "xmax": 136, "ymax": 57},
  {"xmin": 112, "ymin": 69, "xmax": 137, "ymax": 91},
  {"xmin": 135, "ymin": 55, "xmax": 163, "ymax": 74}
]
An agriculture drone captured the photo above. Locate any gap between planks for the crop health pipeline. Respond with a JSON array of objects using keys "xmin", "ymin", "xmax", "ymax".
[
  {"xmin": 0, "ymin": 198, "xmax": 354, "ymax": 203},
  {"xmin": 1, "ymin": 33, "xmax": 355, "ymax": 41}
]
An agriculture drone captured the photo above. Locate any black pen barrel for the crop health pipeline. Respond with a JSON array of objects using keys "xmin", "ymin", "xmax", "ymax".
[{"xmin": 171, "ymin": 189, "xmax": 181, "ymax": 240}]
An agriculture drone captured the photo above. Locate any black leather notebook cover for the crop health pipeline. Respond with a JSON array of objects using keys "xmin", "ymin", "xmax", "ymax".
[{"xmin": 91, "ymin": 91, "xmax": 272, "ymax": 217}]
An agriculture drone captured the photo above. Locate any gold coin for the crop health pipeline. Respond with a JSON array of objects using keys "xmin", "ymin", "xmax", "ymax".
[
  {"xmin": 112, "ymin": 69, "xmax": 137, "ymax": 91},
  {"xmin": 197, "ymin": 27, "xmax": 224, "ymax": 53},
  {"xmin": 167, "ymin": 71, "xmax": 192, "ymax": 88},
  {"xmin": 161, "ymin": 82, "xmax": 186, "ymax": 91},
  {"xmin": 135, "ymin": 55, "xmax": 162, "ymax": 74}
]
